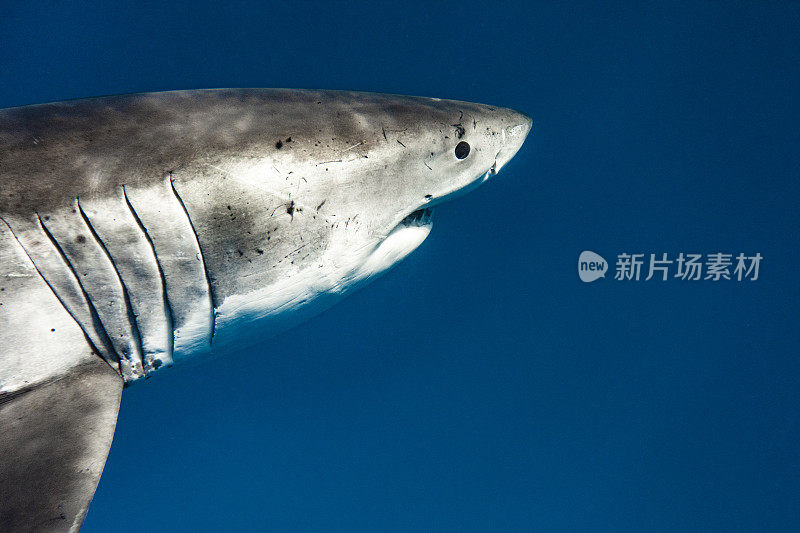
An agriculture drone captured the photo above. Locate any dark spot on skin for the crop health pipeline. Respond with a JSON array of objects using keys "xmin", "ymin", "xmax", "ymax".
[
  {"xmin": 257, "ymin": 249, "xmax": 264, "ymax": 254},
  {"xmin": 286, "ymin": 137, "xmax": 292, "ymax": 143},
  {"xmin": 152, "ymin": 359, "xmax": 163, "ymax": 369},
  {"xmin": 43, "ymin": 215, "xmax": 50, "ymax": 221},
  {"xmin": 227, "ymin": 205, "xmax": 231, "ymax": 210},
  {"xmin": 425, "ymin": 194, "xmax": 433, "ymax": 199},
  {"xmin": 275, "ymin": 140, "xmax": 283, "ymax": 149},
  {"xmin": 455, "ymin": 141, "xmax": 471, "ymax": 159},
  {"xmin": 237, "ymin": 249, "xmax": 243, "ymax": 256},
  {"xmin": 51, "ymin": 328, "xmax": 55, "ymax": 332},
  {"xmin": 76, "ymin": 235, "xmax": 86, "ymax": 244},
  {"xmin": 286, "ymin": 200, "xmax": 295, "ymax": 218},
  {"xmin": 452, "ymin": 123, "xmax": 466, "ymax": 139}
]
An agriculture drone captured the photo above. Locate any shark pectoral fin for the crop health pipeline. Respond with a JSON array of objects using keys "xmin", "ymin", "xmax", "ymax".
[{"xmin": 0, "ymin": 358, "xmax": 123, "ymax": 532}]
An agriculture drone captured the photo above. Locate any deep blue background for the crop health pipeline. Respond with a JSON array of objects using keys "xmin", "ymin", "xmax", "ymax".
[{"xmin": 2, "ymin": 2, "xmax": 799, "ymax": 530}]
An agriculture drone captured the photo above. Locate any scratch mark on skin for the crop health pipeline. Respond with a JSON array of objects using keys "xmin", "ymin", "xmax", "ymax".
[
  {"xmin": 396, "ymin": 139, "xmax": 406, "ymax": 148},
  {"xmin": 317, "ymin": 159, "xmax": 344, "ymax": 165},
  {"xmin": 285, "ymin": 243, "xmax": 309, "ymax": 258},
  {"xmin": 270, "ymin": 199, "xmax": 298, "ymax": 220},
  {"xmin": 424, "ymin": 160, "xmax": 432, "ymax": 171},
  {"xmin": 382, "ymin": 126, "xmax": 387, "ymax": 141},
  {"xmin": 342, "ymin": 141, "xmax": 365, "ymax": 153},
  {"xmin": 273, "ymin": 242, "xmax": 311, "ymax": 267}
]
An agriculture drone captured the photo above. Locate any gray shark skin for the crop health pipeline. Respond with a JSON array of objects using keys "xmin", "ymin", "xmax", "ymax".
[{"xmin": 0, "ymin": 89, "xmax": 530, "ymax": 531}]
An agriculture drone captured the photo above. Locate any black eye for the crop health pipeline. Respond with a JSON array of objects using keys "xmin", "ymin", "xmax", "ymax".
[{"xmin": 454, "ymin": 141, "xmax": 470, "ymax": 159}]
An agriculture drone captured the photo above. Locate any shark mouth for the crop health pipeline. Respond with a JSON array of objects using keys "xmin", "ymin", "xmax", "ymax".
[
  {"xmin": 357, "ymin": 207, "xmax": 433, "ymax": 280},
  {"xmin": 367, "ymin": 160, "xmax": 498, "ymax": 276},
  {"xmin": 398, "ymin": 207, "xmax": 433, "ymax": 228}
]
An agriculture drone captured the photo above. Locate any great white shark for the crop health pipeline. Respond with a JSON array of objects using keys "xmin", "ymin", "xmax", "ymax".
[{"xmin": 0, "ymin": 89, "xmax": 531, "ymax": 531}]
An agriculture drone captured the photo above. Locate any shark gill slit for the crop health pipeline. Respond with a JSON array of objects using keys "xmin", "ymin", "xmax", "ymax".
[
  {"xmin": 168, "ymin": 176, "xmax": 216, "ymax": 346},
  {"xmin": 36, "ymin": 214, "xmax": 123, "ymax": 370},
  {"xmin": 122, "ymin": 185, "xmax": 175, "ymax": 368},
  {"xmin": 0, "ymin": 215, "xmax": 109, "ymax": 365},
  {"xmin": 76, "ymin": 197, "xmax": 145, "ymax": 377}
]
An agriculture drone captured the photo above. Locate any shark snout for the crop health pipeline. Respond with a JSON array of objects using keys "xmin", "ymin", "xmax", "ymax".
[{"xmin": 493, "ymin": 111, "xmax": 532, "ymax": 174}]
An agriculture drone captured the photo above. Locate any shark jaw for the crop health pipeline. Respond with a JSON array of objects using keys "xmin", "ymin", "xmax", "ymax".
[{"xmin": 355, "ymin": 207, "xmax": 433, "ymax": 280}]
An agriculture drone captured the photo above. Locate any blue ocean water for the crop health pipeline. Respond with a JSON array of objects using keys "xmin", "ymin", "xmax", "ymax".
[{"xmin": 1, "ymin": 2, "xmax": 799, "ymax": 530}]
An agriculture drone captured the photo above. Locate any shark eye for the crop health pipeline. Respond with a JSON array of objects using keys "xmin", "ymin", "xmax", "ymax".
[{"xmin": 454, "ymin": 141, "xmax": 470, "ymax": 159}]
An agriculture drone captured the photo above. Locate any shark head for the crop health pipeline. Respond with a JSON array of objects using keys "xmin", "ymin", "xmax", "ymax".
[
  {"xmin": 326, "ymin": 95, "xmax": 533, "ymax": 282},
  {"xmin": 150, "ymin": 90, "xmax": 532, "ymax": 351}
]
